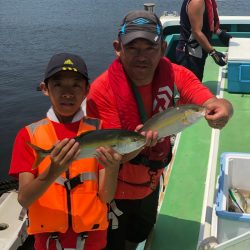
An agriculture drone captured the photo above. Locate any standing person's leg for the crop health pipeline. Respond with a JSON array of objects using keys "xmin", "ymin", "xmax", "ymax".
[
  {"xmin": 125, "ymin": 185, "xmax": 160, "ymax": 250},
  {"xmin": 106, "ymin": 199, "xmax": 135, "ymax": 250},
  {"xmin": 106, "ymin": 186, "xmax": 159, "ymax": 250},
  {"xmin": 176, "ymin": 49, "xmax": 208, "ymax": 81}
]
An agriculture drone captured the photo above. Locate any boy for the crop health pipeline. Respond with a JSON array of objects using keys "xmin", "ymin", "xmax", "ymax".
[{"xmin": 9, "ymin": 53, "xmax": 122, "ymax": 250}]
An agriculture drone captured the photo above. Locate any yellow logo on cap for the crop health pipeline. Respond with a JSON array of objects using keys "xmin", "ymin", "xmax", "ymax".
[
  {"xmin": 64, "ymin": 59, "xmax": 74, "ymax": 65},
  {"xmin": 62, "ymin": 59, "xmax": 78, "ymax": 72},
  {"xmin": 62, "ymin": 66, "xmax": 78, "ymax": 72}
]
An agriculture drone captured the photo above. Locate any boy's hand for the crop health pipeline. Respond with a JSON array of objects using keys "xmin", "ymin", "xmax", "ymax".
[
  {"xmin": 96, "ymin": 146, "xmax": 122, "ymax": 170},
  {"xmin": 135, "ymin": 124, "xmax": 158, "ymax": 147},
  {"xmin": 50, "ymin": 138, "xmax": 80, "ymax": 175}
]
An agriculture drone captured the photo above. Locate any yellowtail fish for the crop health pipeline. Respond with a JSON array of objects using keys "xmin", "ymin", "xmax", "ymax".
[
  {"xmin": 140, "ymin": 104, "xmax": 206, "ymax": 139},
  {"xmin": 228, "ymin": 188, "xmax": 248, "ymax": 213},
  {"xmin": 27, "ymin": 129, "xmax": 146, "ymax": 169}
]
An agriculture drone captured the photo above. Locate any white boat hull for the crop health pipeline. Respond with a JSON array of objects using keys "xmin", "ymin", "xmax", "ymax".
[{"xmin": 0, "ymin": 191, "xmax": 28, "ymax": 250}]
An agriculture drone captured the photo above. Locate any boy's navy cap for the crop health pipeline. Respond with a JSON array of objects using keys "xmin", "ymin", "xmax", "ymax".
[
  {"xmin": 118, "ymin": 10, "xmax": 163, "ymax": 45},
  {"xmin": 44, "ymin": 53, "xmax": 89, "ymax": 83}
]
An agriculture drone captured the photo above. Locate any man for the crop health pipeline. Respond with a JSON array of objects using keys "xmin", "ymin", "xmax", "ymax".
[
  {"xmin": 86, "ymin": 10, "xmax": 233, "ymax": 250},
  {"xmin": 176, "ymin": 0, "xmax": 232, "ymax": 80}
]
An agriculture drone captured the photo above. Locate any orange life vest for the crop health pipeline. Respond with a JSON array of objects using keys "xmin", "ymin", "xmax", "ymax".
[{"xmin": 25, "ymin": 118, "xmax": 108, "ymax": 234}]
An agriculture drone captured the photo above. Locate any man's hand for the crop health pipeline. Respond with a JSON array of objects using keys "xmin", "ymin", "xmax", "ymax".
[
  {"xmin": 209, "ymin": 49, "xmax": 227, "ymax": 66},
  {"xmin": 118, "ymin": 125, "xmax": 159, "ymax": 163},
  {"xmin": 217, "ymin": 29, "xmax": 232, "ymax": 46},
  {"xmin": 203, "ymin": 98, "xmax": 233, "ymax": 129},
  {"xmin": 135, "ymin": 124, "xmax": 158, "ymax": 147}
]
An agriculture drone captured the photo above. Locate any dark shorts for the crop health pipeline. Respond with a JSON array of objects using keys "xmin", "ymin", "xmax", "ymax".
[
  {"xmin": 176, "ymin": 48, "xmax": 208, "ymax": 81},
  {"xmin": 106, "ymin": 186, "xmax": 159, "ymax": 250}
]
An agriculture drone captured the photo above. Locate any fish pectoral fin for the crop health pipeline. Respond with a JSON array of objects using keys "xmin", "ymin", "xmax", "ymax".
[{"xmin": 181, "ymin": 117, "xmax": 190, "ymax": 125}]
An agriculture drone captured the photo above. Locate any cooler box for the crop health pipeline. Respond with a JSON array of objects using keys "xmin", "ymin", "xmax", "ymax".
[
  {"xmin": 214, "ymin": 232, "xmax": 250, "ymax": 250},
  {"xmin": 227, "ymin": 38, "xmax": 250, "ymax": 93},
  {"xmin": 216, "ymin": 152, "xmax": 250, "ymax": 243}
]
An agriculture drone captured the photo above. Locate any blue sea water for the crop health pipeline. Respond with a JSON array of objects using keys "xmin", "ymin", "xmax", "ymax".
[{"xmin": 0, "ymin": 0, "xmax": 249, "ymax": 181}]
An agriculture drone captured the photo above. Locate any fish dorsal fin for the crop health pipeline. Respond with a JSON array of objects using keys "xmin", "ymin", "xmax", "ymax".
[{"xmin": 76, "ymin": 130, "xmax": 96, "ymax": 139}]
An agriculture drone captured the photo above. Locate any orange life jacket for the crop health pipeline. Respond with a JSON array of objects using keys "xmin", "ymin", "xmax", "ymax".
[{"xmin": 25, "ymin": 117, "xmax": 108, "ymax": 234}]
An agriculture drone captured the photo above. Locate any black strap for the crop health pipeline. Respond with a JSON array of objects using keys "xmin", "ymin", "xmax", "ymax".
[
  {"xmin": 118, "ymin": 178, "xmax": 151, "ymax": 187},
  {"xmin": 79, "ymin": 232, "xmax": 88, "ymax": 240},
  {"xmin": 47, "ymin": 232, "xmax": 88, "ymax": 250},
  {"xmin": 118, "ymin": 168, "xmax": 159, "ymax": 190},
  {"xmin": 84, "ymin": 117, "xmax": 101, "ymax": 129},
  {"xmin": 129, "ymin": 154, "xmax": 165, "ymax": 169},
  {"xmin": 129, "ymin": 150, "xmax": 172, "ymax": 170},
  {"xmin": 47, "ymin": 232, "xmax": 63, "ymax": 250},
  {"xmin": 161, "ymin": 172, "xmax": 166, "ymax": 192},
  {"xmin": 120, "ymin": 151, "xmax": 172, "ymax": 190},
  {"xmin": 64, "ymin": 174, "xmax": 82, "ymax": 191},
  {"xmin": 129, "ymin": 81, "xmax": 148, "ymax": 123}
]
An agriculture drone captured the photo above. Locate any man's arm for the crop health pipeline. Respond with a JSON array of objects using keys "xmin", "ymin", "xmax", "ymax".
[
  {"xmin": 86, "ymin": 74, "xmax": 122, "ymax": 129},
  {"xmin": 188, "ymin": 0, "xmax": 213, "ymax": 53},
  {"xmin": 173, "ymin": 63, "xmax": 233, "ymax": 129},
  {"xmin": 173, "ymin": 63, "xmax": 214, "ymax": 104},
  {"xmin": 188, "ymin": 0, "xmax": 227, "ymax": 66}
]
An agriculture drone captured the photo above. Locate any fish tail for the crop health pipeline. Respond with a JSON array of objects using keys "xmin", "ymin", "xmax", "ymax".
[{"xmin": 26, "ymin": 141, "xmax": 47, "ymax": 169}]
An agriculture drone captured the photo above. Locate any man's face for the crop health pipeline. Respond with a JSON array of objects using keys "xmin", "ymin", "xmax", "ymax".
[{"xmin": 115, "ymin": 38, "xmax": 166, "ymax": 86}]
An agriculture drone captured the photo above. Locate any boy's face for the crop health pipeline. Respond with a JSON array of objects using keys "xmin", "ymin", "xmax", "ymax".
[{"xmin": 41, "ymin": 71, "xmax": 88, "ymax": 123}]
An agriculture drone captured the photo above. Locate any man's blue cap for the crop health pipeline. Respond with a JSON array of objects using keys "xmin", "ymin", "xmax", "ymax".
[{"xmin": 118, "ymin": 10, "xmax": 163, "ymax": 45}]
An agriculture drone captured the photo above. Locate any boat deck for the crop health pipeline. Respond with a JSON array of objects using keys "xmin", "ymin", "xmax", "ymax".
[{"xmin": 148, "ymin": 46, "xmax": 250, "ymax": 249}]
